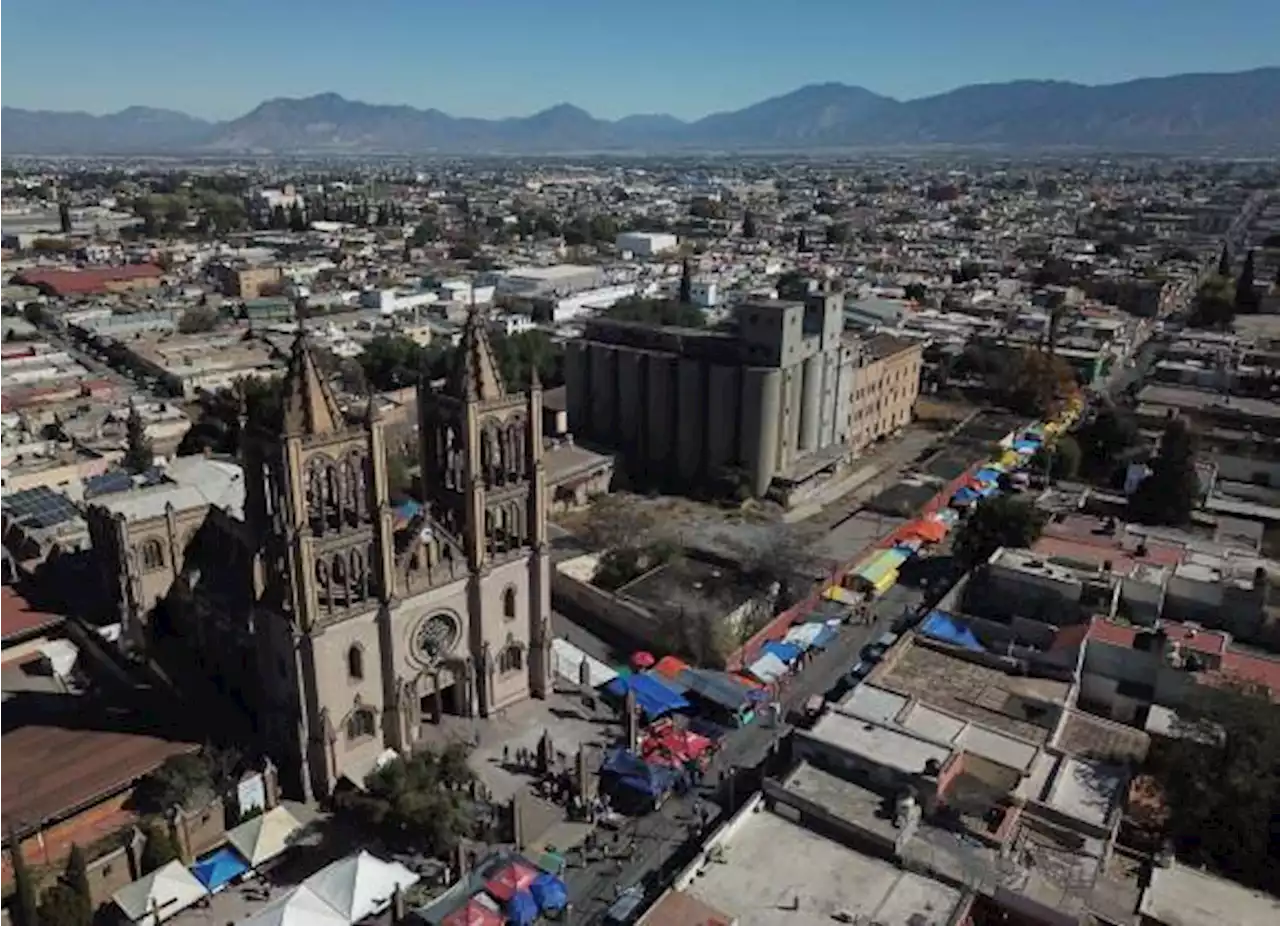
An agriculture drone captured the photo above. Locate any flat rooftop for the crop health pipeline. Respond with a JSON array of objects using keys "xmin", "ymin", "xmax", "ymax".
[
  {"xmin": 804, "ymin": 710, "xmax": 951, "ymax": 775},
  {"xmin": 1140, "ymin": 862, "xmax": 1280, "ymax": 926},
  {"xmin": 682, "ymin": 805, "xmax": 963, "ymax": 926},
  {"xmin": 871, "ymin": 638, "xmax": 1068, "ymax": 744}
]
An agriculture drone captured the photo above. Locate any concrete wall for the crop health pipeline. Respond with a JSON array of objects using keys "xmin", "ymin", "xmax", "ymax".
[{"xmin": 551, "ymin": 558, "xmax": 660, "ymax": 650}]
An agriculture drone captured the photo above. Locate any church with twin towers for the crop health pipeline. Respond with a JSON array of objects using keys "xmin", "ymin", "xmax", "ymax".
[{"xmin": 119, "ymin": 310, "xmax": 554, "ymax": 799}]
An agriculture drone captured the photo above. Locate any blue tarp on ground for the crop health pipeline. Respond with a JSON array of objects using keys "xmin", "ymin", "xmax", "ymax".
[
  {"xmin": 191, "ymin": 847, "xmax": 249, "ymax": 892},
  {"xmin": 600, "ymin": 747, "xmax": 679, "ymax": 798},
  {"xmin": 507, "ymin": 890, "xmax": 539, "ymax": 926},
  {"xmin": 530, "ymin": 873, "xmax": 568, "ymax": 913},
  {"xmin": 603, "ymin": 673, "xmax": 689, "ymax": 719},
  {"xmin": 920, "ymin": 611, "xmax": 985, "ymax": 652},
  {"xmin": 763, "ymin": 640, "xmax": 802, "ymax": 664}
]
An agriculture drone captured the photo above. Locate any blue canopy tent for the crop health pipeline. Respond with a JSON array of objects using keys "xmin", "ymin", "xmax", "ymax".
[
  {"xmin": 919, "ymin": 611, "xmax": 985, "ymax": 652},
  {"xmin": 600, "ymin": 747, "xmax": 680, "ymax": 800},
  {"xmin": 603, "ymin": 673, "xmax": 689, "ymax": 719},
  {"xmin": 530, "ymin": 873, "xmax": 568, "ymax": 913},
  {"xmin": 974, "ymin": 468, "xmax": 1003, "ymax": 484},
  {"xmin": 191, "ymin": 846, "xmax": 249, "ymax": 892},
  {"xmin": 762, "ymin": 640, "xmax": 802, "ymax": 664},
  {"xmin": 951, "ymin": 486, "xmax": 979, "ymax": 506},
  {"xmin": 1014, "ymin": 439, "xmax": 1041, "ymax": 454},
  {"xmin": 810, "ymin": 624, "xmax": 839, "ymax": 649},
  {"xmin": 506, "ymin": 890, "xmax": 539, "ymax": 926},
  {"xmin": 676, "ymin": 668, "xmax": 754, "ymax": 712}
]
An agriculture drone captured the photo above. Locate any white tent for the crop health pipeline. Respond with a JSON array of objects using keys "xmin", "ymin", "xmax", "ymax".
[
  {"xmin": 239, "ymin": 886, "xmax": 348, "ymax": 926},
  {"xmin": 303, "ymin": 850, "xmax": 419, "ymax": 924},
  {"xmin": 226, "ymin": 805, "xmax": 305, "ymax": 867},
  {"xmin": 551, "ymin": 637, "xmax": 618, "ymax": 688},
  {"xmin": 112, "ymin": 860, "xmax": 208, "ymax": 926}
]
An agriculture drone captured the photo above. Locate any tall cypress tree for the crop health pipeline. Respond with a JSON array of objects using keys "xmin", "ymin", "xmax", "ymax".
[
  {"xmin": 65, "ymin": 845, "xmax": 92, "ymax": 926},
  {"xmin": 58, "ymin": 202, "xmax": 72, "ymax": 235},
  {"xmin": 1217, "ymin": 244, "xmax": 1231, "ymax": 278},
  {"xmin": 9, "ymin": 832, "xmax": 40, "ymax": 926},
  {"xmin": 742, "ymin": 210, "xmax": 757, "ymax": 239},
  {"xmin": 1235, "ymin": 249, "xmax": 1257, "ymax": 314},
  {"xmin": 123, "ymin": 404, "xmax": 154, "ymax": 474},
  {"xmin": 798, "ymin": 228, "xmax": 809, "ymax": 253},
  {"xmin": 679, "ymin": 258, "xmax": 692, "ymax": 305}
]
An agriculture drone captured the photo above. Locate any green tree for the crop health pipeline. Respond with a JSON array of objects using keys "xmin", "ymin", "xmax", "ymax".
[
  {"xmin": 1129, "ymin": 417, "xmax": 1200, "ymax": 526},
  {"xmin": 1076, "ymin": 406, "xmax": 1138, "ymax": 477},
  {"xmin": 776, "ymin": 270, "xmax": 810, "ymax": 300},
  {"xmin": 122, "ymin": 404, "xmax": 154, "ymax": 474},
  {"xmin": 177, "ymin": 305, "xmax": 220, "ymax": 334},
  {"xmin": 1235, "ymin": 249, "xmax": 1258, "ymax": 314},
  {"xmin": 1188, "ymin": 276, "xmax": 1235, "ymax": 329},
  {"xmin": 903, "ymin": 282, "xmax": 927, "ymax": 303},
  {"xmin": 139, "ymin": 822, "xmax": 178, "ymax": 874},
  {"xmin": 999, "ymin": 348, "xmax": 1077, "ymax": 418},
  {"xmin": 1032, "ymin": 435, "xmax": 1081, "ymax": 483},
  {"xmin": 36, "ymin": 884, "xmax": 83, "ymax": 926},
  {"xmin": 679, "ymin": 258, "xmax": 692, "ymax": 305},
  {"xmin": 288, "ymin": 202, "xmax": 308, "ymax": 233},
  {"xmin": 954, "ymin": 496, "xmax": 1049, "ymax": 568},
  {"xmin": 1216, "ymin": 243, "xmax": 1231, "ymax": 277},
  {"xmin": 8, "ymin": 830, "xmax": 40, "ymax": 926},
  {"xmin": 1147, "ymin": 682, "xmax": 1280, "ymax": 894},
  {"xmin": 65, "ymin": 845, "xmax": 92, "ymax": 926},
  {"xmin": 826, "ymin": 221, "xmax": 850, "ymax": 245},
  {"xmin": 410, "ymin": 216, "xmax": 439, "ymax": 246},
  {"xmin": 742, "ymin": 210, "xmax": 757, "ymax": 239},
  {"xmin": 162, "ymin": 197, "xmax": 189, "ymax": 234},
  {"xmin": 333, "ymin": 747, "xmax": 476, "ymax": 856}
]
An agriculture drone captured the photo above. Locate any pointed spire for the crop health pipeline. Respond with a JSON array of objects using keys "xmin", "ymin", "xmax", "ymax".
[
  {"xmin": 281, "ymin": 329, "xmax": 344, "ymax": 436},
  {"xmin": 446, "ymin": 296, "xmax": 505, "ymax": 402}
]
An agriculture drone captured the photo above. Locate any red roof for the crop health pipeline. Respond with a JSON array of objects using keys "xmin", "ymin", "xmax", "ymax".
[
  {"xmin": 1, "ymin": 587, "xmax": 64, "ymax": 647},
  {"xmin": 14, "ymin": 264, "xmax": 162, "ymax": 296},
  {"xmin": 483, "ymin": 861, "xmax": 539, "ymax": 902},
  {"xmin": 441, "ymin": 898, "xmax": 503, "ymax": 926}
]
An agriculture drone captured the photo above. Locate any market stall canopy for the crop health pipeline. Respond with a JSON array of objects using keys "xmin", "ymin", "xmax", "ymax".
[
  {"xmin": 529, "ymin": 873, "xmax": 568, "ymax": 913},
  {"xmin": 551, "ymin": 638, "xmax": 617, "ymax": 688},
  {"xmin": 600, "ymin": 747, "xmax": 679, "ymax": 798},
  {"xmin": 603, "ymin": 672, "xmax": 689, "ymax": 719},
  {"xmin": 441, "ymin": 896, "xmax": 504, "ymax": 926},
  {"xmin": 112, "ymin": 861, "xmax": 208, "ymax": 926},
  {"xmin": 484, "ymin": 860, "xmax": 539, "ymax": 903},
  {"xmin": 747, "ymin": 651, "xmax": 788, "ymax": 683},
  {"xmin": 903, "ymin": 519, "xmax": 947, "ymax": 544},
  {"xmin": 191, "ymin": 846, "xmax": 248, "ymax": 892},
  {"xmin": 226, "ymin": 805, "xmax": 305, "ymax": 868},
  {"xmin": 239, "ymin": 887, "xmax": 348, "ymax": 926},
  {"xmin": 302, "ymin": 850, "xmax": 419, "ymax": 924},
  {"xmin": 677, "ymin": 667, "xmax": 755, "ymax": 711}
]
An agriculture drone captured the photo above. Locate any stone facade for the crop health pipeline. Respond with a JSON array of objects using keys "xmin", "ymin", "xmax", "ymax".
[{"xmin": 94, "ymin": 312, "xmax": 552, "ymax": 800}]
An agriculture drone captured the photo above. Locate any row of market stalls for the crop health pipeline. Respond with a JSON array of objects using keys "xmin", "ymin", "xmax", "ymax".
[
  {"xmin": 421, "ymin": 854, "xmax": 569, "ymax": 926},
  {"xmin": 112, "ymin": 806, "xmax": 306, "ymax": 926},
  {"xmin": 550, "ymin": 619, "xmax": 845, "ymax": 810},
  {"xmin": 811, "ymin": 402, "xmax": 1086, "ymax": 630}
]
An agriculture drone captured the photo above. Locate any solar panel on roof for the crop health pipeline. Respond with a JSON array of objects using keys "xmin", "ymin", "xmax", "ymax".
[
  {"xmin": 1, "ymin": 486, "xmax": 81, "ymax": 529},
  {"xmin": 83, "ymin": 469, "xmax": 135, "ymax": 498}
]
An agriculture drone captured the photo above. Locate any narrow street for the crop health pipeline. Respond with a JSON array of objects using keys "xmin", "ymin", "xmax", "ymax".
[{"xmin": 562, "ymin": 578, "xmax": 930, "ymax": 924}]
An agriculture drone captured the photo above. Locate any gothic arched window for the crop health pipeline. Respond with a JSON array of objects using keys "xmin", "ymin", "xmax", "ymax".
[
  {"xmin": 141, "ymin": 538, "xmax": 165, "ymax": 571},
  {"xmin": 349, "ymin": 548, "xmax": 366, "ymax": 602},
  {"xmin": 325, "ymin": 465, "xmax": 341, "ymax": 531},
  {"xmin": 499, "ymin": 645, "xmax": 523, "ymax": 674},
  {"xmin": 347, "ymin": 645, "xmax": 364, "ymax": 680},
  {"xmin": 346, "ymin": 707, "xmax": 376, "ymax": 741},
  {"xmin": 315, "ymin": 559, "xmax": 331, "ymax": 611},
  {"xmin": 332, "ymin": 554, "xmax": 348, "ymax": 607},
  {"xmin": 503, "ymin": 586, "xmax": 517, "ymax": 621}
]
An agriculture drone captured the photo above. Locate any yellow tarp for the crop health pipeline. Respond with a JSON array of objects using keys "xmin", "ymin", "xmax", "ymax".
[{"xmin": 823, "ymin": 585, "xmax": 859, "ymax": 604}]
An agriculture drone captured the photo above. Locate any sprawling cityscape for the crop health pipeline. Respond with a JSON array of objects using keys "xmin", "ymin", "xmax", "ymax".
[{"xmin": 3, "ymin": 10, "xmax": 1280, "ymax": 926}]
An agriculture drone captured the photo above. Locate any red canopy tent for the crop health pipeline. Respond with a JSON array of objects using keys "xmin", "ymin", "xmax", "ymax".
[
  {"xmin": 484, "ymin": 860, "xmax": 539, "ymax": 902},
  {"xmin": 640, "ymin": 718, "xmax": 714, "ymax": 769},
  {"xmin": 442, "ymin": 898, "xmax": 503, "ymax": 926}
]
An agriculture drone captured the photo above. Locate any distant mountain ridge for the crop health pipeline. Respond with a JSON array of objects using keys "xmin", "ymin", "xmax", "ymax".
[{"xmin": 5, "ymin": 68, "xmax": 1278, "ymax": 154}]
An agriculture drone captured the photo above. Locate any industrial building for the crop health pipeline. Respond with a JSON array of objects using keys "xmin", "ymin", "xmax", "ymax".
[
  {"xmin": 615, "ymin": 231, "xmax": 679, "ymax": 257},
  {"xmin": 566, "ymin": 291, "xmax": 888, "ymax": 498}
]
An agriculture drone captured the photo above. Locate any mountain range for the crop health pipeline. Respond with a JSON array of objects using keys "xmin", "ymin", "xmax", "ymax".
[{"xmin": 5, "ymin": 68, "xmax": 1279, "ymax": 155}]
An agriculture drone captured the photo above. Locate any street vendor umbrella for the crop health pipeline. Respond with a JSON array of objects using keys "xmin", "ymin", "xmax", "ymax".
[{"xmin": 631, "ymin": 651, "xmax": 656, "ymax": 670}]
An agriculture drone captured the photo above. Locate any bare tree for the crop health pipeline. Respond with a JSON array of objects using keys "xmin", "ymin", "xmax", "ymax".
[
  {"xmin": 580, "ymin": 494, "xmax": 657, "ymax": 551},
  {"xmin": 719, "ymin": 524, "xmax": 830, "ymax": 610},
  {"xmin": 661, "ymin": 587, "xmax": 734, "ymax": 669}
]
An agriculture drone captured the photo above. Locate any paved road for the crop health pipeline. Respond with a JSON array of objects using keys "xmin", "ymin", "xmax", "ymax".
[{"xmin": 561, "ymin": 580, "xmax": 926, "ymax": 924}]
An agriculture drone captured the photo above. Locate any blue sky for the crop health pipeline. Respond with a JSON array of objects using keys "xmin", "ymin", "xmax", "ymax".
[{"xmin": 4, "ymin": 0, "xmax": 1277, "ymax": 120}]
